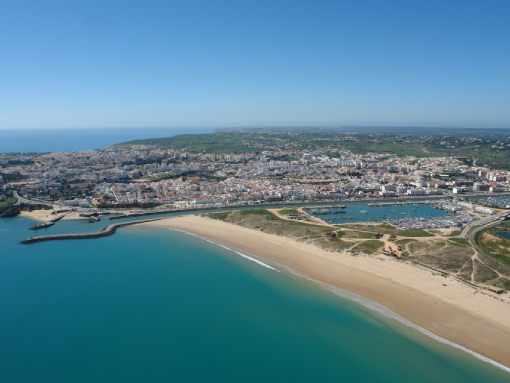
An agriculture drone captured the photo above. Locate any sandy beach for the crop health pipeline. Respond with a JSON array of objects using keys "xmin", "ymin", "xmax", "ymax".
[
  {"xmin": 145, "ymin": 215, "xmax": 510, "ymax": 368},
  {"xmin": 20, "ymin": 210, "xmax": 55, "ymax": 222},
  {"xmin": 20, "ymin": 210, "xmax": 88, "ymax": 222}
]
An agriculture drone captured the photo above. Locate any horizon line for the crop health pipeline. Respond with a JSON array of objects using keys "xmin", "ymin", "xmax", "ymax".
[{"xmin": 1, "ymin": 125, "xmax": 510, "ymax": 131}]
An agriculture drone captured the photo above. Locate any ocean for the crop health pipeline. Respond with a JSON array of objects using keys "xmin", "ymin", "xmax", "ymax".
[
  {"xmin": 0, "ymin": 127, "xmax": 214, "ymax": 153},
  {"xmin": 1, "ymin": 216, "xmax": 509, "ymax": 382}
]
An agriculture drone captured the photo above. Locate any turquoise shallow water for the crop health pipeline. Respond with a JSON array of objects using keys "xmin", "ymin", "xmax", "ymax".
[{"xmin": 1, "ymin": 216, "xmax": 509, "ymax": 382}]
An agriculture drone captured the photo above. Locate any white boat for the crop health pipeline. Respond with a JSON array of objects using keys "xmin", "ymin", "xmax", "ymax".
[{"xmin": 360, "ymin": 210, "xmax": 368, "ymax": 213}]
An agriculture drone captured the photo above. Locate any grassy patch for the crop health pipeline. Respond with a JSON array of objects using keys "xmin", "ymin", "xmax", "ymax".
[
  {"xmin": 318, "ymin": 238, "xmax": 354, "ymax": 252},
  {"xmin": 457, "ymin": 259, "xmax": 474, "ymax": 281},
  {"xmin": 340, "ymin": 230, "xmax": 378, "ymax": 239},
  {"xmin": 408, "ymin": 241, "xmax": 475, "ymax": 273},
  {"xmin": 394, "ymin": 239, "xmax": 417, "ymax": 247},
  {"xmin": 336, "ymin": 223, "xmax": 433, "ymax": 237},
  {"xmin": 379, "ymin": 223, "xmax": 397, "ymax": 230},
  {"xmin": 205, "ymin": 212, "xmax": 231, "ymax": 221},
  {"xmin": 0, "ymin": 197, "xmax": 17, "ymax": 208},
  {"xmin": 473, "ymin": 259, "xmax": 499, "ymax": 283},
  {"xmin": 350, "ymin": 240, "xmax": 384, "ymax": 254},
  {"xmin": 444, "ymin": 263, "xmax": 461, "ymax": 270},
  {"xmin": 400, "ymin": 229, "xmax": 435, "ymax": 237},
  {"xmin": 336, "ymin": 223, "xmax": 393, "ymax": 234},
  {"xmin": 146, "ymin": 171, "xmax": 187, "ymax": 181},
  {"xmin": 239, "ymin": 209, "xmax": 280, "ymax": 220},
  {"xmin": 493, "ymin": 278, "xmax": 510, "ymax": 290},
  {"xmin": 487, "ymin": 253, "xmax": 510, "ymax": 267},
  {"xmin": 448, "ymin": 238, "xmax": 470, "ymax": 247},
  {"xmin": 279, "ymin": 208, "xmax": 300, "ymax": 215},
  {"xmin": 476, "ymin": 230, "xmax": 510, "ymax": 267},
  {"xmin": 448, "ymin": 230, "xmax": 462, "ymax": 237}
]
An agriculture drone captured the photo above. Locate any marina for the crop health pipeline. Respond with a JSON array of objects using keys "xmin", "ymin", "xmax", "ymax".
[
  {"xmin": 306, "ymin": 201, "xmax": 452, "ymax": 226},
  {"xmin": 305, "ymin": 208, "xmax": 346, "ymax": 215},
  {"xmin": 367, "ymin": 201, "xmax": 428, "ymax": 207},
  {"xmin": 386, "ymin": 215, "xmax": 475, "ymax": 231},
  {"xmin": 472, "ymin": 196, "xmax": 510, "ymax": 210},
  {"xmin": 27, "ymin": 198, "xmax": 473, "ymax": 235}
]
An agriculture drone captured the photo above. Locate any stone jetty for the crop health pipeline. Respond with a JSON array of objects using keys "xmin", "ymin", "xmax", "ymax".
[
  {"xmin": 21, "ymin": 218, "xmax": 164, "ymax": 244},
  {"xmin": 30, "ymin": 213, "xmax": 68, "ymax": 230}
]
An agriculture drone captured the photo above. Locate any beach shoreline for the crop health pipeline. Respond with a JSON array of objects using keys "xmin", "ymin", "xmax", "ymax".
[
  {"xmin": 20, "ymin": 210, "xmax": 90, "ymax": 222},
  {"xmin": 19, "ymin": 210, "xmax": 55, "ymax": 222},
  {"xmin": 144, "ymin": 215, "xmax": 510, "ymax": 369}
]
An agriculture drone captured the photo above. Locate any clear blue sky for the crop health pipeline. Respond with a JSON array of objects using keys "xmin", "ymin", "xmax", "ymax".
[{"xmin": 1, "ymin": 0, "xmax": 509, "ymax": 129}]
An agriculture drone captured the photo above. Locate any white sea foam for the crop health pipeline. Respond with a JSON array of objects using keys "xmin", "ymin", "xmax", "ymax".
[
  {"xmin": 282, "ymin": 266, "xmax": 510, "ymax": 373},
  {"xmin": 166, "ymin": 227, "xmax": 509, "ymax": 373},
  {"xmin": 167, "ymin": 228, "xmax": 278, "ymax": 272}
]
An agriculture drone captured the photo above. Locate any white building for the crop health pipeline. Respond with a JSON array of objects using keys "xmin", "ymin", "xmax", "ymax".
[{"xmin": 407, "ymin": 189, "xmax": 426, "ymax": 196}]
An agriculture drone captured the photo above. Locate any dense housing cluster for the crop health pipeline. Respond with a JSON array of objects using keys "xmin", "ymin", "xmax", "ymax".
[{"xmin": 1, "ymin": 131, "xmax": 510, "ymax": 210}]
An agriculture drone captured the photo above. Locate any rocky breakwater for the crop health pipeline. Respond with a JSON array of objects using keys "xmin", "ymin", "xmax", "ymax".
[{"xmin": 21, "ymin": 218, "xmax": 164, "ymax": 244}]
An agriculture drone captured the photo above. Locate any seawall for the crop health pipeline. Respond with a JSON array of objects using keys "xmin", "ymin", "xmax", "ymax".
[{"xmin": 21, "ymin": 218, "xmax": 165, "ymax": 244}]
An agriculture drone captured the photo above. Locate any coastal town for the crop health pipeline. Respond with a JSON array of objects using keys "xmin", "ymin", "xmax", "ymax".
[
  {"xmin": 3, "ymin": 131, "xmax": 510, "ymax": 292},
  {"xmin": 2, "ymin": 131, "xmax": 510, "ymax": 215},
  {"xmin": 5, "ymin": 130, "xmax": 510, "ymax": 295},
  {"xmin": 4, "ymin": 1, "xmax": 510, "ymax": 379}
]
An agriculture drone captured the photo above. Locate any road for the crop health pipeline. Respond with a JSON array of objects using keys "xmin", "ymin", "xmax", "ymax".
[
  {"xmin": 13, "ymin": 190, "xmax": 54, "ymax": 207},
  {"xmin": 462, "ymin": 211, "xmax": 510, "ymax": 257},
  {"xmin": 459, "ymin": 213, "xmax": 505, "ymax": 238}
]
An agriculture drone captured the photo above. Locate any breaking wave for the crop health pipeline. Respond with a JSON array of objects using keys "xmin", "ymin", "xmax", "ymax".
[
  {"xmin": 167, "ymin": 228, "xmax": 278, "ymax": 272},
  {"xmin": 166, "ymin": 227, "xmax": 509, "ymax": 373}
]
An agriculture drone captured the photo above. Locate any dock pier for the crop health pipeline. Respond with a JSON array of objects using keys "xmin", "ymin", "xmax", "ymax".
[{"xmin": 30, "ymin": 213, "xmax": 69, "ymax": 230}]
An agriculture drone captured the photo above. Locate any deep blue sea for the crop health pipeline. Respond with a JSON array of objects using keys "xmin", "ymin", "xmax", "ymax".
[
  {"xmin": 1, "ymin": 216, "xmax": 509, "ymax": 382},
  {"xmin": 0, "ymin": 127, "xmax": 214, "ymax": 153}
]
